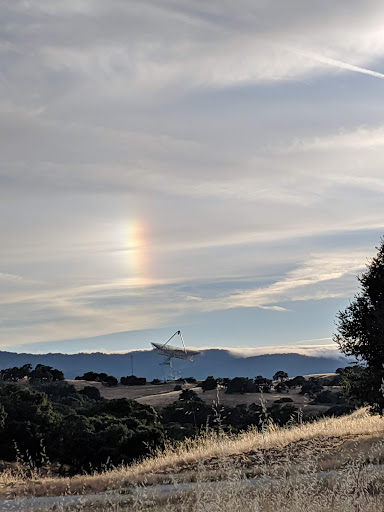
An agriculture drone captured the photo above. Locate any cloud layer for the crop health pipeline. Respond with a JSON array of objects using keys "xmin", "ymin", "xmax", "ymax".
[{"xmin": 1, "ymin": 1, "xmax": 384, "ymax": 350}]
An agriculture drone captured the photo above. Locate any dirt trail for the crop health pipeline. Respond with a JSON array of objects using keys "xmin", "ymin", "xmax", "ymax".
[{"xmin": 2, "ymin": 429, "xmax": 383, "ymax": 506}]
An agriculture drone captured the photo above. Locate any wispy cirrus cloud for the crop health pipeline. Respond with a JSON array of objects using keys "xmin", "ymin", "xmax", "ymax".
[
  {"xmin": 195, "ymin": 250, "xmax": 367, "ymax": 312},
  {"xmin": 1, "ymin": 1, "xmax": 384, "ymax": 351},
  {"xmin": 0, "ymin": 247, "xmax": 368, "ymax": 347}
]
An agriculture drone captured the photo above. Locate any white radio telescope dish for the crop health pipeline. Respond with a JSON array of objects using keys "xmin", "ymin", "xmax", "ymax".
[{"xmin": 151, "ymin": 330, "xmax": 200, "ymax": 380}]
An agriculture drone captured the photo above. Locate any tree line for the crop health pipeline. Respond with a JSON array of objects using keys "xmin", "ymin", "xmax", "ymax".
[
  {"xmin": 0, "ymin": 362, "xmax": 351, "ymax": 476},
  {"xmin": 0, "ymin": 380, "xmax": 163, "ymax": 475},
  {"xmin": 0, "ymin": 364, "xmax": 64, "ymax": 383}
]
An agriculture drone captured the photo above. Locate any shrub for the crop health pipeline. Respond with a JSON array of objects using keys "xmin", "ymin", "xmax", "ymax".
[
  {"xmin": 0, "ymin": 385, "xmax": 59, "ymax": 462},
  {"xmin": 102, "ymin": 375, "xmax": 118, "ymax": 387},
  {"xmin": 120, "ymin": 375, "xmax": 146, "ymax": 386},
  {"xmin": 275, "ymin": 381, "xmax": 288, "ymax": 393},
  {"xmin": 201, "ymin": 376, "xmax": 217, "ymax": 391},
  {"xmin": 286, "ymin": 376, "xmax": 306, "ymax": 388},
  {"xmin": 179, "ymin": 389, "xmax": 201, "ymax": 402},
  {"xmin": 274, "ymin": 397, "xmax": 293, "ymax": 403},
  {"xmin": 225, "ymin": 377, "xmax": 256, "ymax": 394},
  {"xmin": 300, "ymin": 378, "xmax": 323, "ymax": 397},
  {"xmin": 80, "ymin": 386, "xmax": 102, "ymax": 401},
  {"xmin": 313, "ymin": 390, "xmax": 346, "ymax": 404},
  {"xmin": 254, "ymin": 375, "xmax": 272, "ymax": 392}
]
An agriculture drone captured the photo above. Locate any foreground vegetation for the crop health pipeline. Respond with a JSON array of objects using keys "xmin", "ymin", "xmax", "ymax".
[
  {"xmin": 3, "ymin": 234, "xmax": 384, "ymax": 509},
  {"xmin": 1, "ymin": 409, "xmax": 384, "ymax": 511},
  {"xmin": 0, "ymin": 365, "xmax": 351, "ymax": 477}
]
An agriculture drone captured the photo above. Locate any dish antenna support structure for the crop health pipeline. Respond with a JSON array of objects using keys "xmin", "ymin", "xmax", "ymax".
[{"xmin": 151, "ymin": 330, "xmax": 200, "ymax": 381}]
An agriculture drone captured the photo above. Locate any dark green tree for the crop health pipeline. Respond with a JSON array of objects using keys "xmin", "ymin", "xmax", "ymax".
[
  {"xmin": 334, "ymin": 239, "xmax": 384, "ymax": 411},
  {"xmin": 0, "ymin": 385, "xmax": 59, "ymax": 461},
  {"xmin": 201, "ymin": 376, "xmax": 217, "ymax": 391},
  {"xmin": 0, "ymin": 364, "xmax": 32, "ymax": 382},
  {"xmin": 120, "ymin": 375, "xmax": 146, "ymax": 386},
  {"xmin": 300, "ymin": 378, "xmax": 323, "ymax": 398},
  {"xmin": 225, "ymin": 377, "xmax": 256, "ymax": 394},
  {"xmin": 53, "ymin": 398, "xmax": 164, "ymax": 472},
  {"xmin": 224, "ymin": 403, "xmax": 267, "ymax": 431},
  {"xmin": 268, "ymin": 403, "xmax": 296, "ymax": 426},
  {"xmin": 162, "ymin": 391, "xmax": 210, "ymax": 434},
  {"xmin": 286, "ymin": 376, "xmax": 306, "ymax": 389},
  {"xmin": 80, "ymin": 386, "xmax": 102, "ymax": 401},
  {"xmin": 76, "ymin": 371, "xmax": 99, "ymax": 381},
  {"xmin": 179, "ymin": 388, "xmax": 201, "ymax": 402},
  {"xmin": 273, "ymin": 371, "xmax": 288, "ymax": 382},
  {"xmin": 275, "ymin": 381, "xmax": 288, "ymax": 393},
  {"xmin": 29, "ymin": 364, "xmax": 63, "ymax": 383},
  {"xmin": 254, "ymin": 375, "xmax": 272, "ymax": 393},
  {"xmin": 102, "ymin": 375, "xmax": 118, "ymax": 387}
]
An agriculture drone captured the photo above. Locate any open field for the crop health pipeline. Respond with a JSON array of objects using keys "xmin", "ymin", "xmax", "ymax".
[
  {"xmin": 70, "ymin": 379, "xmax": 185, "ymax": 401},
  {"xmin": 2, "ymin": 408, "xmax": 384, "ymax": 511},
  {"xmin": 70, "ymin": 378, "xmax": 335, "ymax": 413},
  {"xmin": 138, "ymin": 386, "xmax": 330, "ymax": 413}
]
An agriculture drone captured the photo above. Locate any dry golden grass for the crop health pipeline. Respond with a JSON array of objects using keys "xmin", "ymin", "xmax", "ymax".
[
  {"xmin": 31, "ymin": 432, "xmax": 384, "ymax": 511},
  {"xmin": 74, "ymin": 461, "xmax": 384, "ymax": 512},
  {"xmin": 116, "ymin": 407, "xmax": 384, "ymax": 478},
  {"xmin": 1, "ymin": 407, "xmax": 384, "ymax": 503}
]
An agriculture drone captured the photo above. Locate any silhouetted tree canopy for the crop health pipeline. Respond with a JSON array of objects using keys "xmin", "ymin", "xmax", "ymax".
[
  {"xmin": 29, "ymin": 364, "xmax": 64, "ymax": 383},
  {"xmin": 80, "ymin": 386, "xmax": 102, "ymax": 401},
  {"xmin": 300, "ymin": 378, "xmax": 323, "ymax": 397},
  {"xmin": 273, "ymin": 371, "xmax": 288, "ymax": 382},
  {"xmin": 334, "ymin": 238, "xmax": 384, "ymax": 411},
  {"xmin": 0, "ymin": 383, "xmax": 164, "ymax": 473},
  {"xmin": 286, "ymin": 376, "xmax": 306, "ymax": 388},
  {"xmin": 254, "ymin": 375, "xmax": 272, "ymax": 392},
  {"xmin": 0, "ymin": 385, "xmax": 58, "ymax": 461},
  {"xmin": 275, "ymin": 381, "xmax": 288, "ymax": 393},
  {"xmin": 0, "ymin": 364, "xmax": 32, "ymax": 382},
  {"xmin": 120, "ymin": 375, "xmax": 146, "ymax": 386},
  {"xmin": 76, "ymin": 371, "xmax": 117, "ymax": 386},
  {"xmin": 201, "ymin": 376, "xmax": 217, "ymax": 391},
  {"xmin": 179, "ymin": 388, "xmax": 201, "ymax": 402},
  {"xmin": 225, "ymin": 377, "xmax": 256, "ymax": 394}
]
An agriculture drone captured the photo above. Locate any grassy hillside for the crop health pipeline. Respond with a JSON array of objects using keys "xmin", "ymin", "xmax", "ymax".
[
  {"xmin": 70, "ymin": 377, "xmax": 335, "ymax": 414},
  {"xmin": 2, "ymin": 409, "xmax": 384, "ymax": 511}
]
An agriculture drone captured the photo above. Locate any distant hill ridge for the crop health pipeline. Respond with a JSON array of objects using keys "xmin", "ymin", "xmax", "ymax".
[{"xmin": 0, "ymin": 349, "xmax": 348, "ymax": 380}]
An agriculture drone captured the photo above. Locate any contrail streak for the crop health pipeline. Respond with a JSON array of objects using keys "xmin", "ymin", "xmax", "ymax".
[{"xmin": 298, "ymin": 50, "xmax": 384, "ymax": 79}]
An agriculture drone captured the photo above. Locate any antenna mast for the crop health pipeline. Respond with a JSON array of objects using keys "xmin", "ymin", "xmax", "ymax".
[{"xmin": 150, "ymin": 330, "xmax": 200, "ymax": 381}]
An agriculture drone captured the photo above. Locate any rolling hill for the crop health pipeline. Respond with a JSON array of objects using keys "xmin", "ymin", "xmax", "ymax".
[{"xmin": 0, "ymin": 349, "xmax": 349, "ymax": 380}]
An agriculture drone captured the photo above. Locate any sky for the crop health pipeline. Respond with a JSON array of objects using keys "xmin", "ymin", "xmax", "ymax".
[{"xmin": 1, "ymin": 0, "xmax": 384, "ymax": 356}]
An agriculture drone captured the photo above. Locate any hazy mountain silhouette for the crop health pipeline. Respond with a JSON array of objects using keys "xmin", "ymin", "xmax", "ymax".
[{"xmin": 0, "ymin": 349, "xmax": 349, "ymax": 380}]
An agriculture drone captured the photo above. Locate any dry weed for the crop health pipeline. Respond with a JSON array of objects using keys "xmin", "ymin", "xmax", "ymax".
[{"xmin": 1, "ymin": 408, "xmax": 384, "ymax": 505}]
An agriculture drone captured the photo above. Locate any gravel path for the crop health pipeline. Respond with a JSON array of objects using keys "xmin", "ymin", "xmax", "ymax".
[{"xmin": 0, "ymin": 478, "xmax": 273, "ymax": 511}]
